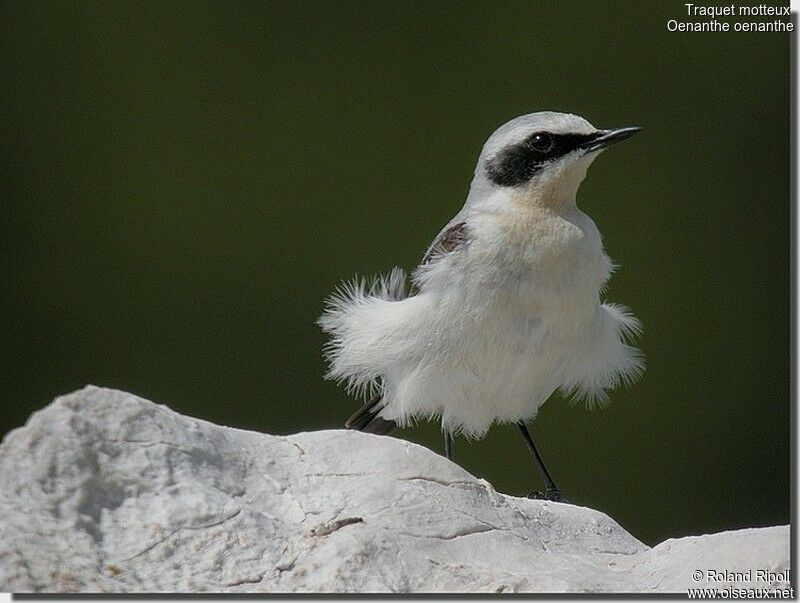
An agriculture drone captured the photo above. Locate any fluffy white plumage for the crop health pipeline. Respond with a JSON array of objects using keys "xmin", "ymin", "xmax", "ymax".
[{"xmin": 319, "ymin": 112, "xmax": 644, "ymax": 438}]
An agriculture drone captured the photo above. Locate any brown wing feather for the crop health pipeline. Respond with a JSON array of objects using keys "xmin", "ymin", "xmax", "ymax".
[{"xmin": 420, "ymin": 221, "xmax": 468, "ymax": 266}]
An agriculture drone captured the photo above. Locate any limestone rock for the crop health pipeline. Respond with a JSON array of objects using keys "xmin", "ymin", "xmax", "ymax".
[{"xmin": 0, "ymin": 387, "xmax": 789, "ymax": 593}]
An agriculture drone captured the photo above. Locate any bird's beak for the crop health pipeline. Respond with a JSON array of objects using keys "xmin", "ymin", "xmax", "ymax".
[{"xmin": 579, "ymin": 127, "xmax": 641, "ymax": 153}]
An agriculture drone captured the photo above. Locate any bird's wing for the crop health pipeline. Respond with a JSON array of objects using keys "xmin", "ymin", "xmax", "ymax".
[
  {"xmin": 420, "ymin": 221, "xmax": 469, "ymax": 267},
  {"xmin": 410, "ymin": 220, "xmax": 469, "ymax": 294}
]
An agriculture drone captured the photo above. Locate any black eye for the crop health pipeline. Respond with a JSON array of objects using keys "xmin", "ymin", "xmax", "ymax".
[{"xmin": 528, "ymin": 132, "xmax": 555, "ymax": 153}]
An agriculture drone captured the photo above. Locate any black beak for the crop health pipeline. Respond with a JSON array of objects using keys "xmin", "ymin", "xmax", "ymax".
[{"xmin": 579, "ymin": 127, "xmax": 641, "ymax": 153}]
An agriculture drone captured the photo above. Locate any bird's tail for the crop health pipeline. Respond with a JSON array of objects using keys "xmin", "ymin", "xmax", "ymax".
[{"xmin": 345, "ymin": 394, "xmax": 397, "ymax": 435}]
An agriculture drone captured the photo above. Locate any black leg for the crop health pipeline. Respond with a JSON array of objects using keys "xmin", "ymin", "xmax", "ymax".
[
  {"xmin": 444, "ymin": 431, "xmax": 454, "ymax": 461},
  {"xmin": 516, "ymin": 422, "xmax": 567, "ymax": 503}
]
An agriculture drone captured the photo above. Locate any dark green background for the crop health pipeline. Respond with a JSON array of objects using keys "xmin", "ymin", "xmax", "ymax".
[{"xmin": 3, "ymin": 1, "xmax": 790, "ymax": 546}]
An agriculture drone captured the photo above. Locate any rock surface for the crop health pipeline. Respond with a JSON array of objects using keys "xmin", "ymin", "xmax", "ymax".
[{"xmin": 0, "ymin": 386, "xmax": 790, "ymax": 593}]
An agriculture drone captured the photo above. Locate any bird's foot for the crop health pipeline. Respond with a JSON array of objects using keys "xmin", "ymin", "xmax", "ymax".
[{"xmin": 527, "ymin": 488, "xmax": 569, "ymax": 503}]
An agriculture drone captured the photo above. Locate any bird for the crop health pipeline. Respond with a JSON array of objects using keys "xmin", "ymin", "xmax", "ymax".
[{"xmin": 318, "ymin": 111, "xmax": 644, "ymax": 501}]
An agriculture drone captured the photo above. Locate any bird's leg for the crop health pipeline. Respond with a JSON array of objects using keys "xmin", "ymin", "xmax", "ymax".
[
  {"xmin": 516, "ymin": 422, "xmax": 568, "ymax": 503},
  {"xmin": 443, "ymin": 431, "xmax": 454, "ymax": 461}
]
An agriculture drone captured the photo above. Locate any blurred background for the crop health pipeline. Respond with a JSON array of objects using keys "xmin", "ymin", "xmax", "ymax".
[{"xmin": 2, "ymin": 1, "xmax": 790, "ymax": 546}]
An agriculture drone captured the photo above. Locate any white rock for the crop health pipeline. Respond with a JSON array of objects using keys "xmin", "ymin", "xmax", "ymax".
[{"xmin": 0, "ymin": 386, "xmax": 789, "ymax": 593}]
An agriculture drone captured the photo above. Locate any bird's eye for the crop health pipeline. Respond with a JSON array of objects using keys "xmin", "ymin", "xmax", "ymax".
[{"xmin": 528, "ymin": 133, "xmax": 555, "ymax": 153}]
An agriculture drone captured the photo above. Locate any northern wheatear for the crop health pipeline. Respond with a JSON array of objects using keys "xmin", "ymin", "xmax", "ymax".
[{"xmin": 319, "ymin": 112, "xmax": 644, "ymax": 501}]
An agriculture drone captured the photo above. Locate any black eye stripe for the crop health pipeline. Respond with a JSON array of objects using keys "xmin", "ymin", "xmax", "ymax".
[{"xmin": 485, "ymin": 131, "xmax": 601, "ymax": 187}]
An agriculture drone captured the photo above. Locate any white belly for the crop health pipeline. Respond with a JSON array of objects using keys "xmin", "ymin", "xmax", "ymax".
[{"xmin": 382, "ymin": 285, "xmax": 599, "ymax": 435}]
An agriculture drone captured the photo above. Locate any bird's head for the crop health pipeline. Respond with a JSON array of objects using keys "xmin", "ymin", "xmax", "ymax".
[{"xmin": 469, "ymin": 112, "xmax": 640, "ymax": 208}]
